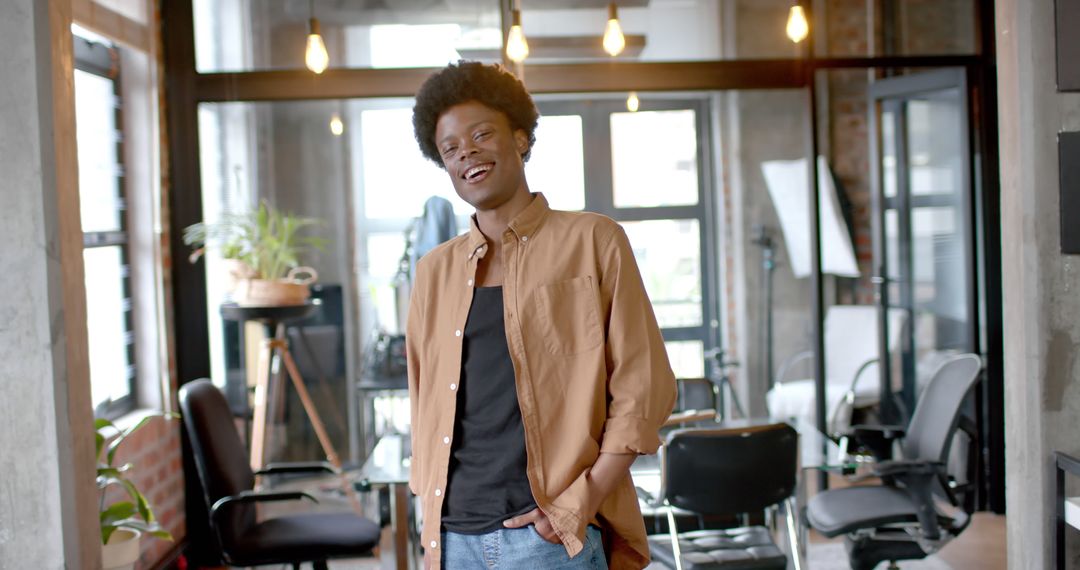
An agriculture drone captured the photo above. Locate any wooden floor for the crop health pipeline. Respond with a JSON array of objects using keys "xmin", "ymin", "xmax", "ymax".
[
  {"xmin": 808, "ymin": 512, "xmax": 1005, "ymax": 569},
  {"xmin": 936, "ymin": 512, "xmax": 1006, "ymax": 569}
]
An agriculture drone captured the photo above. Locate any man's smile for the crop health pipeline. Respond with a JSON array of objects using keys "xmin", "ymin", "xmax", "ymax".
[{"xmin": 462, "ymin": 162, "xmax": 495, "ymax": 184}]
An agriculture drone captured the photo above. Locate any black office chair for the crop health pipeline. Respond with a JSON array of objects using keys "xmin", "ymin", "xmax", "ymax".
[
  {"xmin": 179, "ymin": 379, "xmax": 380, "ymax": 570},
  {"xmin": 640, "ymin": 423, "xmax": 800, "ymax": 570},
  {"xmin": 805, "ymin": 353, "xmax": 982, "ymax": 570}
]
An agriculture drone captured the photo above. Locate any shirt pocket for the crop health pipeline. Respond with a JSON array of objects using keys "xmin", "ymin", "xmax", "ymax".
[{"xmin": 533, "ymin": 276, "xmax": 604, "ymax": 356}]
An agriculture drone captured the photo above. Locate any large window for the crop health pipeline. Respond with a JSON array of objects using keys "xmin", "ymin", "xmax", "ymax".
[{"xmin": 74, "ymin": 32, "xmax": 136, "ymax": 418}]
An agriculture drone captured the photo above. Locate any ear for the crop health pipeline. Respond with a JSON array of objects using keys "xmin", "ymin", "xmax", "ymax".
[{"xmin": 513, "ymin": 129, "xmax": 529, "ymax": 157}]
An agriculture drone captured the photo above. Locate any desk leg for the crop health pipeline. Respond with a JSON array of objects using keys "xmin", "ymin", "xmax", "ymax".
[{"xmin": 391, "ymin": 483, "xmax": 410, "ymax": 570}]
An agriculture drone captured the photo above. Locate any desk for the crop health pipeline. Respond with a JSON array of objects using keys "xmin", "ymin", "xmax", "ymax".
[{"xmin": 359, "ymin": 434, "xmax": 415, "ymax": 570}]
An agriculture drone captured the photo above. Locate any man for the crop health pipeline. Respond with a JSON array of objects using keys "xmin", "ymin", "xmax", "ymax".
[{"xmin": 407, "ymin": 61, "xmax": 677, "ymax": 569}]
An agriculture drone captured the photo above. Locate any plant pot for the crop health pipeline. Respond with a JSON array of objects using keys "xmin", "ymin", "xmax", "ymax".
[
  {"xmin": 222, "ymin": 259, "xmax": 258, "ymax": 293},
  {"xmin": 101, "ymin": 529, "xmax": 140, "ymax": 570},
  {"xmin": 233, "ymin": 266, "xmax": 318, "ymax": 307}
]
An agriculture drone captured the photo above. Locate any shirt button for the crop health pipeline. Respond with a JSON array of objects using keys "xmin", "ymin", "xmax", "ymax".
[
  {"xmin": 455, "ymin": 329, "xmax": 461, "ymax": 337},
  {"xmin": 450, "ymin": 383, "xmax": 457, "ymax": 391},
  {"xmin": 435, "ymin": 488, "xmax": 442, "ymax": 496},
  {"xmin": 467, "ymin": 279, "xmax": 473, "ymax": 286},
  {"xmin": 430, "ymin": 540, "xmax": 438, "ymax": 548},
  {"xmin": 521, "ymin": 235, "xmax": 529, "ymax": 242},
  {"xmin": 443, "ymin": 436, "xmax": 451, "ymax": 444}
]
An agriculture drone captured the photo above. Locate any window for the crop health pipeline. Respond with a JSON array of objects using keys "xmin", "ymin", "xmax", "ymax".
[{"xmin": 74, "ymin": 32, "xmax": 136, "ymax": 418}]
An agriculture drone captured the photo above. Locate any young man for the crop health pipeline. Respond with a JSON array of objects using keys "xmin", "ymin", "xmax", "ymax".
[{"xmin": 407, "ymin": 61, "xmax": 677, "ymax": 569}]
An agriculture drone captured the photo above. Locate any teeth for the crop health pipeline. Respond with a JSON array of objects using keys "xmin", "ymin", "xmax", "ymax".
[{"xmin": 465, "ymin": 164, "xmax": 491, "ymax": 179}]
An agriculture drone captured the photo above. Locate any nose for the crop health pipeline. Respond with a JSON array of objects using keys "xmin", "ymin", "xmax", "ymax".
[{"xmin": 457, "ymin": 140, "xmax": 480, "ymax": 160}]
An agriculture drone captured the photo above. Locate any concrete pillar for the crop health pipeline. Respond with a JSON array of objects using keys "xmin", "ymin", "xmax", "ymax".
[
  {"xmin": 997, "ymin": 0, "xmax": 1080, "ymax": 566},
  {"xmin": 0, "ymin": 0, "xmax": 100, "ymax": 568}
]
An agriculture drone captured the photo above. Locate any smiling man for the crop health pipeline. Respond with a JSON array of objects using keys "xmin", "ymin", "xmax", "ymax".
[{"xmin": 406, "ymin": 61, "xmax": 677, "ymax": 570}]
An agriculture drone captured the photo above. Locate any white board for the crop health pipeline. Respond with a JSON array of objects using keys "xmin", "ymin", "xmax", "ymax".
[{"xmin": 761, "ymin": 156, "xmax": 860, "ymax": 278}]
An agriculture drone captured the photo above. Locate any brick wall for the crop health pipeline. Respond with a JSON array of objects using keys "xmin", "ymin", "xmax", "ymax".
[{"xmin": 101, "ymin": 415, "xmax": 185, "ymax": 569}]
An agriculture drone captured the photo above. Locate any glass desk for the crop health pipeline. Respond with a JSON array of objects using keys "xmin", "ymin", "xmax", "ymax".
[
  {"xmin": 363, "ymin": 418, "xmax": 860, "ymax": 570},
  {"xmin": 358, "ymin": 433, "xmax": 417, "ymax": 570}
]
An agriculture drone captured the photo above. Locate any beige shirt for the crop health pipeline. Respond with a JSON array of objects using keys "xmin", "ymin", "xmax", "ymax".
[{"xmin": 406, "ymin": 193, "xmax": 677, "ymax": 569}]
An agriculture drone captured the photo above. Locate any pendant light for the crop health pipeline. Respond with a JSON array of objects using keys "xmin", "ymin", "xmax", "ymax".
[
  {"xmin": 786, "ymin": 3, "xmax": 809, "ymax": 44},
  {"xmin": 305, "ymin": 0, "xmax": 329, "ymax": 73},
  {"xmin": 506, "ymin": 8, "xmax": 530, "ymax": 63},
  {"xmin": 626, "ymin": 92, "xmax": 640, "ymax": 113},
  {"xmin": 603, "ymin": 2, "xmax": 626, "ymax": 57}
]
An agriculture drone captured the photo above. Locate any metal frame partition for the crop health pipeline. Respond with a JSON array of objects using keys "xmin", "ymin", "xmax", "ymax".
[{"xmin": 162, "ymin": 0, "xmax": 1005, "ymax": 530}]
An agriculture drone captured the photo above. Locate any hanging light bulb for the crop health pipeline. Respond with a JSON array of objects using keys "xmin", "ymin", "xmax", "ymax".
[
  {"xmin": 786, "ymin": 4, "xmax": 809, "ymax": 43},
  {"xmin": 306, "ymin": 17, "xmax": 330, "ymax": 73},
  {"xmin": 603, "ymin": 3, "xmax": 626, "ymax": 57},
  {"xmin": 329, "ymin": 113, "xmax": 344, "ymax": 136},
  {"xmin": 506, "ymin": 9, "xmax": 530, "ymax": 63},
  {"xmin": 626, "ymin": 92, "xmax": 640, "ymax": 113}
]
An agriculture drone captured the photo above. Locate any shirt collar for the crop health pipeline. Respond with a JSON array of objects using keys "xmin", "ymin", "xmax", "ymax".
[{"xmin": 466, "ymin": 193, "xmax": 551, "ymax": 261}]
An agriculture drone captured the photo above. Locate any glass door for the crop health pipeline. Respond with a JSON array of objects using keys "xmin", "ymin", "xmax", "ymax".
[{"xmin": 870, "ymin": 69, "xmax": 975, "ymax": 423}]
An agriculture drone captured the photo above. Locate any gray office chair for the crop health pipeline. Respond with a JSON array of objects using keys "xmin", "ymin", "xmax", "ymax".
[
  {"xmin": 639, "ymin": 423, "xmax": 800, "ymax": 570},
  {"xmin": 805, "ymin": 353, "xmax": 982, "ymax": 570}
]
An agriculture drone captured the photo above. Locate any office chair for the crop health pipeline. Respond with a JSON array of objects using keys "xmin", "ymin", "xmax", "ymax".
[
  {"xmin": 767, "ymin": 306, "xmax": 907, "ymax": 436},
  {"xmin": 805, "ymin": 353, "xmax": 982, "ymax": 570},
  {"xmin": 179, "ymin": 379, "xmax": 380, "ymax": 570},
  {"xmin": 639, "ymin": 423, "xmax": 800, "ymax": 570}
]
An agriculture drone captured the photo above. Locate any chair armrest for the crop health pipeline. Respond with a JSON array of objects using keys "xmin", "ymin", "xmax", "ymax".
[
  {"xmin": 857, "ymin": 460, "xmax": 947, "ymax": 540},
  {"xmin": 867, "ymin": 459, "xmax": 944, "ymax": 478},
  {"xmin": 635, "ymin": 486, "xmax": 658, "ymax": 507},
  {"xmin": 844, "ymin": 424, "xmax": 906, "ymax": 461},
  {"xmin": 209, "ymin": 490, "xmax": 318, "ymax": 530},
  {"xmin": 774, "ymin": 350, "xmax": 813, "ymax": 386},
  {"xmin": 254, "ymin": 461, "xmax": 338, "ymax": 476}
]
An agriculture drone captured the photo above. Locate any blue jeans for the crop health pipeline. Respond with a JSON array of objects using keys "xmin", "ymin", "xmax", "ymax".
[{"xmin": 441, "ymin": 525, "xmax": 607, "ymax": 569}]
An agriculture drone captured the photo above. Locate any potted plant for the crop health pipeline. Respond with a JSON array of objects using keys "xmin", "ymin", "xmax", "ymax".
[
  {"xmin": 96, "ymin": 414, "xmax": 176, "ymax": 570},
  {"xmin": 183, "ymin": 201, "xmax": 326, "ymax": 306}
]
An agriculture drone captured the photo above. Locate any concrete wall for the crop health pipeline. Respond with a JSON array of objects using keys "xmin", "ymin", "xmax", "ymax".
[
  {"xmin": 0, "ymin": 0, "xmax": 100, "ymax": 567},
  {"xmin": 997, "ymin": 0, "xmax": 1080, "ymax": 566}
]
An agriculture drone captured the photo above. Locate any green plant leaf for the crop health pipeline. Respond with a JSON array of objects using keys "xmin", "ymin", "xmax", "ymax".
[
  {"xmin": 100, "ymin": 501, "xmax": 138, "ymax": 526},
  {"xmin": 108, "ymin": 518, "xmax": 174, "ymax": 542}
]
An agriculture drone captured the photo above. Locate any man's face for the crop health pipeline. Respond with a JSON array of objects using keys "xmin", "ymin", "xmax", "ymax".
[{"xmin": 434, "ymin": 100, "xmax": 529, "ymax": 212}]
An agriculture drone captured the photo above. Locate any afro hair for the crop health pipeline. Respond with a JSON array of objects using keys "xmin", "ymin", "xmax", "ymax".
[{"xmin": 412, "ymin": 61, "xmax": 539, "ymax": 168}]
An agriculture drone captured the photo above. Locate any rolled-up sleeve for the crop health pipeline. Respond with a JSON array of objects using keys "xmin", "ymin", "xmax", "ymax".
[{"xmin": 597, "ymin": 225, "xmax": 678, "ymax": 455}]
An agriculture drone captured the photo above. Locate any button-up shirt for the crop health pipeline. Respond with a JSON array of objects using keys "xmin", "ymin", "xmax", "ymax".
[{"xmin": 406, "ymin": 193, "xmax": 677, "ymax": 569}]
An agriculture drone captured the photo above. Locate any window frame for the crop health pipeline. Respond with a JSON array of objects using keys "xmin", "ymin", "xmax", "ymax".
[{"xmin": 74, "ymin": 33, "xmax": 138, "ymax": 419}]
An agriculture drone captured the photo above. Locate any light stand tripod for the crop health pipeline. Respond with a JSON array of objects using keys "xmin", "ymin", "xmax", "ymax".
[
  {"xmin": 222, "ymin": 303, "xmax": 363, "ymax": 515},
  {"xmin": 705, "ymin": 347, "xmax": 745, "ymax": 420},
  {"xmin": 752, "ymin": 225, "xmax": 777, "ymax": 389}
]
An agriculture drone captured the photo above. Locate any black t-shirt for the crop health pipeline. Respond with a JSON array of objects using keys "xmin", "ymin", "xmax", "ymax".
[{"xmin": 441, "ymin": 286, "xmax": 537, "ymax": 534}]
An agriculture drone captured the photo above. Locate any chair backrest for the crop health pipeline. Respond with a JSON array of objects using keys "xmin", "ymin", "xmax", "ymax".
[
  {"xmin": 901, "ymin": 354, "xmax": 982, "ymax": 476},
  {"xmin": 663, "ymin": 423, "xmax": 797, "ymax": 515},
  {"xmin": 178, "ymin": 379, "xmax": 256, "ymax": 547},
  {"xmin": 824, "ymin": 305, "xmax": 906, "ymax": 389}
]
